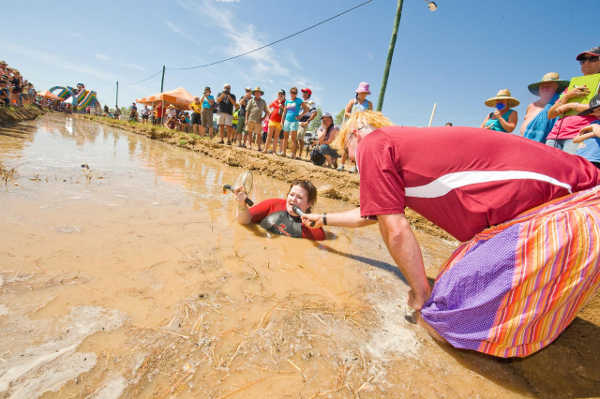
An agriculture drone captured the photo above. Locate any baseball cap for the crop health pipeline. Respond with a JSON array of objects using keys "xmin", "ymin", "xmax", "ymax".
[
  {"xmin": 278, "ymin": 89, "xmax": 286, "ymax": 95},
  {"xmin": 576, "ymin": 46, "xmax": 600, "ymax": 61},
  {"xmin": 321, "ymin": 112, "xmax": 333, "ymax": 119},
  {"xmin": 301, "ymin": 88, "xmax": 312, "ymax": 96}
]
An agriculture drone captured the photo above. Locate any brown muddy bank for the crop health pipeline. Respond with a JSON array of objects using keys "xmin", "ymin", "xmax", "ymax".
[
  {"xmin": 0, "ymin": 105, "xmax": 44, "ymax": 126},
  {"xmin": 80, "ymin": 115, "xmax": 454, "ymax": 242}
]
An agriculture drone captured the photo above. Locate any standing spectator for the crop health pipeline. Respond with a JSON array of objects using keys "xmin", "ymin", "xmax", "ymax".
[
  {"xmin": 340, "ymin": 82, "xmax": 373, "ymax": 172},
  {"xmin": 190, "ymin": 97, "xmax": 203, "ymax": 135},
  {"xmin": 244, "ymin": 86, "xmax": 270, "ymax": 151},
  {"xmin": 573, "ymin": 94, "xmax": 600, "ymax": 168},
  {"xmin": 10, "ymin": 71, "xmax": 23, "ymax": 106},
  {"xmin": 237, "ymin": 87, "xmax": 252, "ymax": 144},
  {"xmin": 280, "ymin": 87, "xmax": 306, "ymax": 158},
  {"xmin": 480, "ymin": 89, "xmax": 519, "ymax": 132},
  {"xmin": 0, "ymin": 81, "xmax": 9, "ymax": 107},
  {"xmin": 297, "ymin": 88, "xmax": 318, "ymax": 159},
  {"xmin": 521, "ymin": 72, "xmax": 569, "ymax": 142},
  {"xmin": 264, "ymin": 89, "xmax": 285, "ymax": 154},
  {"xmin": 154, "ymin": 102, "xmax": 164, "ymax": 125},
  {"xmin": 444, "ymin": 122, "xmax": 453, "ymax": 127},
  {"xmin": 141, "ymin": 106, "xmax": 151, "ymax": 123},
  {"xmin": 200, "ymin": 87, "xmax": 215, "ymax": 137},
  {"xmin": 315, "ymin": 112, "xmax": 339, "ymax": 168},
  {"xmin": 129, "ymin": 102, "xmax": 138, "ymax": 122},
  {"xmin": 546, "ymin": 46, "xmax": 600, "ymax": 154},
  {"xmin": 216, "ymin": 83, "xmax": 237, "ymax": 145}
]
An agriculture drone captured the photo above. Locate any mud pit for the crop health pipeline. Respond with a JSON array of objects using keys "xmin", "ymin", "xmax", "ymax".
[{"xmin": 0, "ymin": 114, "xmax": 599, "ymax": 398}]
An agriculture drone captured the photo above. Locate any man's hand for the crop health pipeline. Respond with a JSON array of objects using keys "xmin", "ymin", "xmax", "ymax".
[
  {"xmin": 554, "ymin": 103, "xmax": 576, "ymax": 116},
  {"xmin": 573, "ymin": 124, "xmax": 600, "ymax": 143},
  {"xmin": 301, "ymin": 213, "xmax": 323, "ymax": 229},
  {"xmin": 566, "ymin": 85, "xmax": 590, "ymax": 100}
]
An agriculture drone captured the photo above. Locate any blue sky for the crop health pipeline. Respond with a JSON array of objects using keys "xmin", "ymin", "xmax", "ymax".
[{"xmin": 1, "ymin": 0, "xmax": 598, "ymax": 129}]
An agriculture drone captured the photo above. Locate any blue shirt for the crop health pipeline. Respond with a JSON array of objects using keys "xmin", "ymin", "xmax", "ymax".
[
  {"xmin": 202, "ymin": 95, "xmax": 214, "ymax": 109},
  {"xmin": 284, "ymin": 98, "xmax": 303, "ymax": 122},
  {"xmin": 576, "ymin": 121, "xmax": 600, "ymax": 163}
]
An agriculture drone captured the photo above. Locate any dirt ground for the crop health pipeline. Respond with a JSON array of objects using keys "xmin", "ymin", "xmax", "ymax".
[{"xmin": 0, "ymin": 114, "xmax": 598, "ymax": 398}]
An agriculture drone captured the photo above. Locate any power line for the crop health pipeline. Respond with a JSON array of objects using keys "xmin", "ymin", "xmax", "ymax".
[
  {"xmin": 125, "ymin": 69, "xmax": 164, "ymax": 86},
  {"xmin": 170, "ymin": 0, "xmax": 374, "ymax": 71}
]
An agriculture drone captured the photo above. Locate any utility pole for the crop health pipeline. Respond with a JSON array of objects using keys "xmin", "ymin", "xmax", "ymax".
[
  {"xmin": 160, "ymin": 65, "xmax": 166, "ymax": 93},
  {"xmin": 115, "ymin": 80, "xmax": 119, "ymax": 110},
  {"xmin": 377, "ymin": 0, "xmax": 403, "ymax": 111}
]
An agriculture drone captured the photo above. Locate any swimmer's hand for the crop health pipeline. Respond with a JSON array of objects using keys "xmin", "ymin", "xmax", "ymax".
[
  {"xmin": 301, "ymin": 213, "xmax": 323, "ymax": 229},
  {"xmin": 573, "ymin": 124, "xmax": 600, "ymax": 144},
  {"xmin": 234, "ymin": 186, "xmax": 248, "ymax": 206}
]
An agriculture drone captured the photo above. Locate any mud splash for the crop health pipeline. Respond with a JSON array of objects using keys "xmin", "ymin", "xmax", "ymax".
[{"xmin": 0, "ymin": 114, "xmax": 598, "ymax": 398}]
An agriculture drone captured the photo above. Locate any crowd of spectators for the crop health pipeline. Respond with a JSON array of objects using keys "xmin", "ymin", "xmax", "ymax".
[
  {"xmin": 123, "ymin": 81, "xmax": 377, "ymax": 174},
  {"xmin": 0, "ymin": 60, "xmax": 36, "ymax": 108},
  {"xmin": 117, "ymin": 45, "xmax": 600, "ymax": 172}
]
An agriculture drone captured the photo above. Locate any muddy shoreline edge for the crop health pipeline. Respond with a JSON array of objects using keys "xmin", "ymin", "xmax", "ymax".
[
  {"xmin": 77, "ymin": 114, "xmax": 455, "ymax": 242},
  {"xmin": 0, "ymin": 105, "xmax": 44, "ymax": 126}
]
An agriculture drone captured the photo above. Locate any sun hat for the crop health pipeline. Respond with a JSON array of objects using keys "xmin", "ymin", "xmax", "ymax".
[
  {"xmin": 576, "ymin": 46, "xmax": 600, "ymax": 61},
  {"xmin": 485, "ymin": 89, "xmax": 520, "ymax": 108},
  {"xmin": 252, "ymin": 86, "xmax": 264, "ymax": 95},
  {"xmin": 579, "ymin": 94, "xmax": 600, "ymax": 116},
  {"xmin": 355, "ymin": 82, "xmax": 371, "ymax": 95},
  {"xmin": 245, "ymin": 87, "xmax": 251, "ymax": 92},
  {"xmin": 301, "ymin": 88, "xmax": 312, "ymax": 96},
  {"xmin": 528, "ymin": 72, "xmax": 569, "ymax": 96},
  {"xmin": 223, "ymin": 83, "xmax": 231, "ymax": 88}
]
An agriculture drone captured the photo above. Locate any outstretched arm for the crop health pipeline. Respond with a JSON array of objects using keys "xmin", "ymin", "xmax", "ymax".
[
  {"xmin": 301, "ymin": 207, "xmax": 377, "ymax": 229},
  {"xmin": 378, "ymin": 213, "xmax": 431, "ymax": 311}
]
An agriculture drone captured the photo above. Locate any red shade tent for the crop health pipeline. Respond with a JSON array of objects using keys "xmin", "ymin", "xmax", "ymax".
[
  {"xmin": 38, "ymin": 90, "xmax": 63, "ymax": 101},
  {"xmin": 136, "ymin": 87, "xmax": 195, "ymax": 110}
]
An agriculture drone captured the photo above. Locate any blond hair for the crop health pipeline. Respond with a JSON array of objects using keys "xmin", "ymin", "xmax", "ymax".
[{"xmin": 334, "ymin": 110, "xmax": 393, "ymax": 150}]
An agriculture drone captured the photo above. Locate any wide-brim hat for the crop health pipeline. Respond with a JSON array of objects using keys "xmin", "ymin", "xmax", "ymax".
[
  {"xmin": 355, "ymin": 81, "xmax": 371, "ymax": 95},
  {"xmin": 252, "ymin": 86, "xmax": 264, "ymax": 95},
  {"xmin": 528, "ymin": 72, "xmax": 569, "ymax": 96},
  {"xmin": 485, "ymin": 89, "xmax": 520, "ymax": 108},
  {"xmin": 579, "ymin": 94, "xmax": 600, "ymax": 116}
]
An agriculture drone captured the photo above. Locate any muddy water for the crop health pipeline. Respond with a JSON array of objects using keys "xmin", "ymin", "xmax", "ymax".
[{"xmin": 0, "ymin": 114, "xmax": 535, "ymax": 398}]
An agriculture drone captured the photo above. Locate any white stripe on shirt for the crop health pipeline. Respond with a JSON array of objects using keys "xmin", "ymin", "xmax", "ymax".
[{"xmin": 405, "ymin": 170, "xmax": 573, "ymax": 199}]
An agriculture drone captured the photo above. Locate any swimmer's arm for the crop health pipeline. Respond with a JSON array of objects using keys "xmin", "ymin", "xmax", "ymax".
[
  {"xmin": 235, "ymin": 189, "xmax": 252, "ymax": 224},
  {"xmin": 301, "ymin": 207, "xmax": 377, "ymax": 229}
]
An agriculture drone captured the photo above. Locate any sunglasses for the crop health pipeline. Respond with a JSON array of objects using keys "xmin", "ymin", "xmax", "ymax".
[{"xmin": 579, "ymin": 56, "xmax": 600, "ymax": 65}]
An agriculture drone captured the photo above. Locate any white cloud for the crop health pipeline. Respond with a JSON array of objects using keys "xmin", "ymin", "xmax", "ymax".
[
  {"xmin": 123, "ymin": 63, "xmax": 145, "ymax": 72},
  {"xmin": 164, "ymin": 19, "xmax": 204, "ymax": 47},
  {"xmin": 95, "ymin": 53, "xmax": 110, "ymax": 61},
  {"xmin": 1, "ymin": 43, "xmax": 117, "ymax": 81}
]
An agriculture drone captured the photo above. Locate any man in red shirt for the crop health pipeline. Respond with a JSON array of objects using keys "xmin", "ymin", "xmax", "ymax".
[{"xmin": 302, "ymin": 111, "xmax": 600, "ymax": 357}]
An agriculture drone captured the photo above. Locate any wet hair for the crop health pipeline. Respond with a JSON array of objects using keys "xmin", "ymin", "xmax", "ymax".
[{"xmin": 288, "ymin": 179, "xmax": 317, "ymax": 210}]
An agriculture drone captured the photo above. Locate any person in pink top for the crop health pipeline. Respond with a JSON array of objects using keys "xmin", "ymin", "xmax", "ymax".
[
  {"xmin": 301, "ymin": 110, "xmax": 600, "ymax": 358},
  {"xmin": 546, "ymin": 46, "xmax": 600, "ymax": 153}
]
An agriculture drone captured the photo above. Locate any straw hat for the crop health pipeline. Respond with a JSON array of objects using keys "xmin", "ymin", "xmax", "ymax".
[
  {"xmin": 528, "ymin": 72, "xmax": 569, "ymax": 96},
  {"xmin": 485, "ymin": 89, "xmax": 520, "ymax": 108},
  {"xmin": 252, "ymin": 86, "xmax": 264, "ymax": 95}
]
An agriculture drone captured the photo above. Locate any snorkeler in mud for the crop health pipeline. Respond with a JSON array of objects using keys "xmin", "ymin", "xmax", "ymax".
[
  {"xmin": 234, "ymin": 179, "xmax": 325, "ymax": 241},
  {"xmin": 300, "ymin": 110, "xmax": 600, "ymax": 358}
]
